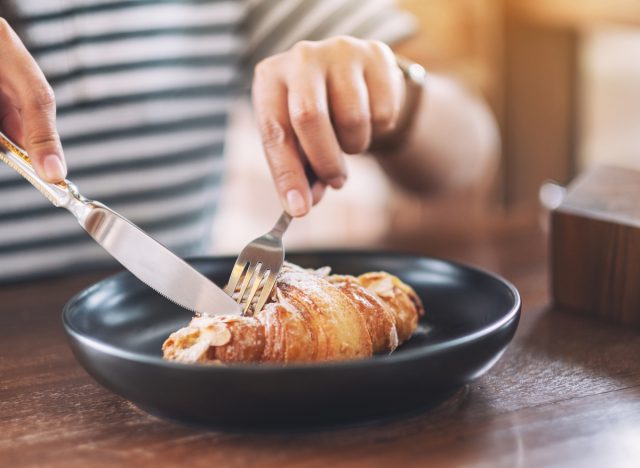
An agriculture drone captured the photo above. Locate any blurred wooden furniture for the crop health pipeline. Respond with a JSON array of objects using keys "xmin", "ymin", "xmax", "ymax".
[
  {"xmin": 504, "ymin": 0, "xmax": 640, "ymax": 211},
  {"xmin": 400, "ymin": 0, "xmax": 640, "ymax": 213},
  {"xmin": 552, "ymin": 165, "xmax": 640, "ymax": 326},
  {"xmin": 2, "ymin": 221, "xmax": 640, "ymax": 466},
  {"xmin": 511, "ymin": 0, "xmax": 640, "ymax": 28}
]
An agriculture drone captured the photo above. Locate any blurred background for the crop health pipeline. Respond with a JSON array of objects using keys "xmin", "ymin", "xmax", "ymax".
[{"xmin": 213, "ymin": 0, "xmax": 640, "ymax": 253}]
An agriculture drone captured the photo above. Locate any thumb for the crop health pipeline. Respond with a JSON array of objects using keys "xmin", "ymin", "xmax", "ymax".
[
  {"xmin": 20, "ymin": 87, "xmax": 66, "ymax": 183},
  {"xmin": 0, "ymin": 18, "xmax": 66, "ymax": 183}
]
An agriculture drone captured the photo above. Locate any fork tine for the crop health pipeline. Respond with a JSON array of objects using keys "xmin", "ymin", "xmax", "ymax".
[
  {"xmin": 223, "ymin": 209, "xmax": 291, "ymax": 315},
  {"xmin": 237, "ymin": 262, "xmax": 261, "ymax": 306},
  {"xmin": 224, "ymin": 260, "xmax": 247, "ymax": 296},
  {"xmin": 243, "ymin": 268, "xmax": 267, "ymax": 314},
  {"xmin": 252, "ymin": 271, "xmax": 277, "ymax": 315}
]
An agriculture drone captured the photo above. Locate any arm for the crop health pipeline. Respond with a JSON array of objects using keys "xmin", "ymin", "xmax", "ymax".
[{"xmin": 371, "ymin": 62, "xmax": 500, "ymax": 197}]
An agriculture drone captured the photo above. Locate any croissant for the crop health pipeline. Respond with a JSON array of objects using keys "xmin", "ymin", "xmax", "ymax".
[{"xmin": 162, "ymin": 262, "xmax": 424, "ymax": 364}]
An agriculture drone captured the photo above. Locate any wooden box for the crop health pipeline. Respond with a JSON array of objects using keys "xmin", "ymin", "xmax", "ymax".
[{"xmin": 551, "ymin": 165, "xmax": 640, "ymax": 326}]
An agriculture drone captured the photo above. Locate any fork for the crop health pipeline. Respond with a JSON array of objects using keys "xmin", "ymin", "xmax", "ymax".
[
  {"xmin": 225, "ymin": 168, "xmax": 318, "ymax": 315},
  {"xmin": 223, "ymin": 210, "xmax": 292, "ymax": 315}
]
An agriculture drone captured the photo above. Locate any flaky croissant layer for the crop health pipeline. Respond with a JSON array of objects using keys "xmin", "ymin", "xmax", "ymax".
[{"xmin": 162, "ymin": 263, "xmax": 424, "ymax": 364}]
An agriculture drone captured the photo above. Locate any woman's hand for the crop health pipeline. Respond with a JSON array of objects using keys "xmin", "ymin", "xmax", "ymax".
[
  {"xmin": 0, "ymin": 18, "xmax": 65, "ymax": 182},
  {"xmin": 252, "ymin": 36, "xmax": 405, "ymax": 217}
]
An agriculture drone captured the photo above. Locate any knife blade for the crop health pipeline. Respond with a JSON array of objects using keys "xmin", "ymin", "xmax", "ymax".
[
  {"xmin": 0, "ymin": 132, "xmax": 241, "ymax": 317},
  {"xmin": 81, "ymin": 202, "xmax": 242, "ymax": 316}
]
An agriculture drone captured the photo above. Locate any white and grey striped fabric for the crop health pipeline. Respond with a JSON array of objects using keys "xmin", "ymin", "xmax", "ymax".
[{"xmin": 0, "ymin": 0, "xmax": 416, "ymax": 282}]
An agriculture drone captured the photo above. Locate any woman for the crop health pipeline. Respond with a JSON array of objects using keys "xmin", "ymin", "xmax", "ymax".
[{"xmin": 0, "ymin": 0, "xmax": 497, "ymax": 281}]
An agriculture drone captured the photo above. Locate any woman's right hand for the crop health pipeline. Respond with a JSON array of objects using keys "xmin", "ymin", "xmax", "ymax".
[{"xmin": 0, "ymin": 18, "xmax": 66, "ymax": 182}]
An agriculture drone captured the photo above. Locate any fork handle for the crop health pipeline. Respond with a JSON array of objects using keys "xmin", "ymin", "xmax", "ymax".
[
  {"xmin": 270, "ymin": 211, "xmax": 292, "ymax": 237},
  {"xmin": 269, "ymin": 164, "xmax": 316, "ymax": 237},
  {"xmin": 304, "ymin": 163, "xmax": 319, "ymax": 187}
]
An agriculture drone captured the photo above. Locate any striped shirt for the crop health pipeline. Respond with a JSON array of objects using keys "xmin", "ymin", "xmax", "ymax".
[{"xmin": 0, "ymin": 0, "xmax": 416, "ymax": 282}]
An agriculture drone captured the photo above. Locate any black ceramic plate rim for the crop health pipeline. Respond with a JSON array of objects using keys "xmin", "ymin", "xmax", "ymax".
[{"xmin": 62, "ymin": 250, "xmax": 521, "ymax": 374}]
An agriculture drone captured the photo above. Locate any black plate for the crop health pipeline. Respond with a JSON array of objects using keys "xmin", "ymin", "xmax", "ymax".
[{"xmin": 63, "ymin": 251, "xmax": 520, "ymax": 430}]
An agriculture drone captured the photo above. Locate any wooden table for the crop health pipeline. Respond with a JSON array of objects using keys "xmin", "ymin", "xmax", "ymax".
[{"xmin": 1, "ymin": 223, "xmax": 640, "ymax": 467}]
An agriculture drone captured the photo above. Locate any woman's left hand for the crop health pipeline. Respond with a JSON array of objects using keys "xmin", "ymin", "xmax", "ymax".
[{"xmin": 252, "ymin": 36, "xmax": 405, "ymax": 217}]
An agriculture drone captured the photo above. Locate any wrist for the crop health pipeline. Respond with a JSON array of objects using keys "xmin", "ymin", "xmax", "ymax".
[{"xmin": 369, "ymin": 56, "xmax": 427, "ymax": 154}]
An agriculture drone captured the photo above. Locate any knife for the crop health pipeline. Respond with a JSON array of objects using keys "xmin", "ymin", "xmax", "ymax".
[{"xmin": 0, "ymin": 132, "xmax": 241, "ymax": 317}]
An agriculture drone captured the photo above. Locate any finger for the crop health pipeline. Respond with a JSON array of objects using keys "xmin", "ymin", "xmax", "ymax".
[
  {"xmin": 0, "ymin": 95, "xmax": 23, "ymax": 144},
  {"xmin": 0, "ymin": 19, "xmax": 66, "ymax": 182},
  {"xmin": 311, "ymin": 181, "xmax": 327, "ymax": 206},
  {"xmin": 253, "ymin": 62, "xmax": 312, "ymax": 217},
  {"xmin": 287, "ymin": 67, "xmax": 347, "ymax": 188},
  {"xmin": 20, "ymin": 87, "xmax": 66, "ymax": 183},
  {"xmin": 327, "ymin": 66, "xmax": 371, "ymax": 154},
  {"xmin": 364, "ymin": 42, "xmax": 404, "ymax": 137},
  {"xmin": 1, "ymin": 107, "xmax": 23, "ymax": 144}
]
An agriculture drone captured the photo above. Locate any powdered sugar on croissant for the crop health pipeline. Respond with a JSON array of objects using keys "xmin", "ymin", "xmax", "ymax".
[{"xmin": 162, "ymin": 262, "xmax": 424, "ymax": 364}]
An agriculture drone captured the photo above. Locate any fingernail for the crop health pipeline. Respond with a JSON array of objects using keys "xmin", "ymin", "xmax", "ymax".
[
  {"xmin": 328, "ymin": 176, "xmax": 346, "ymax": 188},
  {"xmin": 286, "ymin": 189, "xmax": 307, "ymax": 217},
  {"xmin": 43, "ymin": 154, "xmax": 66, "ymax": 181}
]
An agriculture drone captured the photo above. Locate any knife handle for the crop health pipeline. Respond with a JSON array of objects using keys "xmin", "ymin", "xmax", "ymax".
[{"xmin": 0, "ymin": 131, "xmax": 72, "ymax": 207}]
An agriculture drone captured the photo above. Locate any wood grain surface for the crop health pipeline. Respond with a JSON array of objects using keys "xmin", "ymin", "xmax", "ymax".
[
  {"xmin": 1, "ymin": 222, "xmax": 640, "ymax": 467},
  {"xmin": 552, "ymin": 166, "xmax": 640, "ymax": 326}
]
